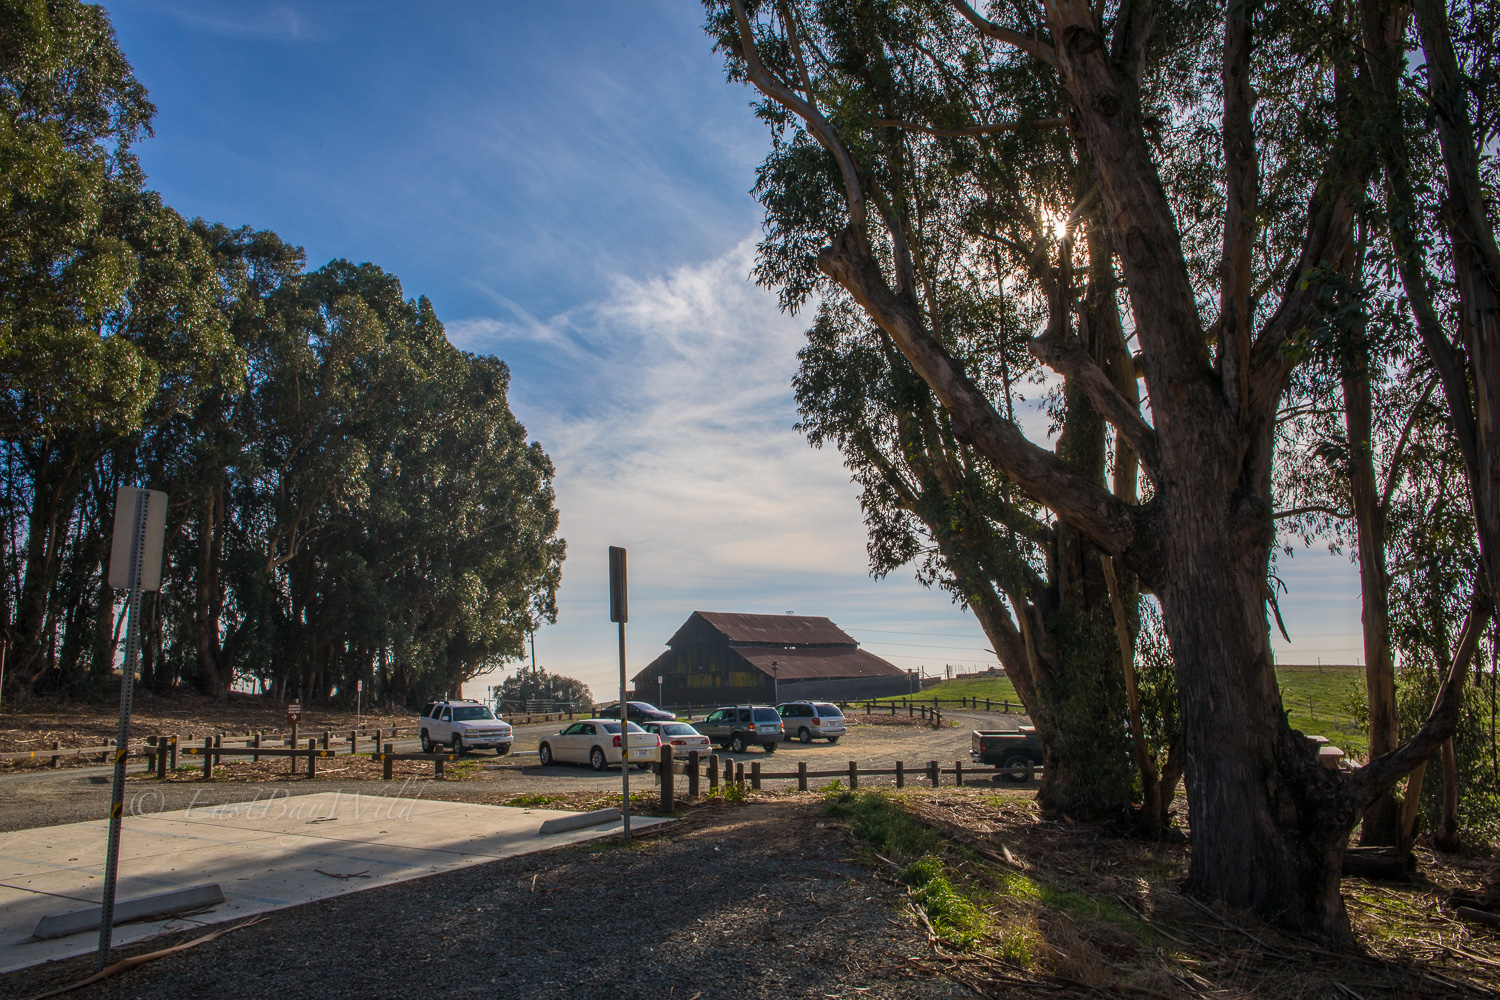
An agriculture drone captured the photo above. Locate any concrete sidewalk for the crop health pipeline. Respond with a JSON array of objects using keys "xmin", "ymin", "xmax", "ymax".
[{"xmin": 0, "ymin": 786, "xmax": 669, "ymax": 973}]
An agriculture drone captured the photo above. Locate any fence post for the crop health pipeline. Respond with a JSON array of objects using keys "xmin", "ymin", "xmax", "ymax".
[
  {"xmin": 383, "ymin": 743, "xmax": 394, "ymax": 780},
  {"xmin": 306, "ymin": 739, "xmax": 316, "ymax": 779},
  {"xmin": 724, "ymin": 756, "xmax": 733, "ymax": 788},
  {"xmin": 687, "ymin": 750, "xmax": 700, "ymax": 800},
  {"xmin": 321, "ymin": 731, "xmax": 330, "ymax": 751},
  {"xmin": 895, "ymin": 760, "xmax": 904, "ymax": 789},
  {"xmin": 169, "ymin": 735, "xmax": 178, "ymax": 770},
  {"xmin": 350, "ymin": 730, "xmax": 357, "ymax": 754},
  {"xmin": 253, "ymin": 732, "xmax": 261, "ymax": 763},
  {"xmin": 156, "ymin": 737, "xmax": 167, "ymax": 779},
  {"xmin": 50, "ymin": 740, "xmax": 61, "ymax": 768},
  {"xmin": 848, "ymin": 760, "xmax": 859, "ymax": 790},
  {"xmin": 708, "ymin": 753, "xmax": 719, "ymax": 792},
  {"xmin": 798, "ymin": 761, "xmax": 808, "ymax": 792},
  {"xmin": 928, "ymin": 760, "xmax": 939, "ymax": 786},
  {"xmin": 660, "ymin": 745, "xmax": 675, "ymax": 811},
  {"xmin": 735, "ymin": 761, "xmax": 745, "ymax": 786},
  {"xmin": 986, "ymin": 698, "xmax": 992, "ymax": 711},
  {"xmin": 751, "ymin": 760, "xmax": 761, "ymax": 791},
  {"xmin": 374, "ymin": 728, "xmax": 382, "ymax": 748},
  {"xmin": 435, "ymin": 756, "xmax": 445, "ymax": 779},
  {"xmin": 955, "ymin": 759, "xmax": 964, "ymax": 787},
  {"xmin": 935, "ymin": 710, "xmax": 942, "ymax": 729},
  {"xmin": 202, "ymin": 737, "xmax": 213, "ymax": 780},
  {"xmin": 889, "ymin": 702, "xmax": 895, "ymax": 716},
  {"xmin": 213, "ymin": 734, "xmax": 222, "ymax": 770}
]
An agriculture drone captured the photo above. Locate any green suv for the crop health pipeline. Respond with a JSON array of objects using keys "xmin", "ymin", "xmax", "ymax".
[{"xmin": 696, "ymin": 705, "xmax": 783, "ymax": 753}]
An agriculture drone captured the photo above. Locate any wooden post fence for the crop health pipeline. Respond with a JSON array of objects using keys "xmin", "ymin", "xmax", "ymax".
[
  {"xmin": 848, "ymin": 760, "xmax": 858, "ymax": 790},
  {"xmin": 306, "ymin": 739, "xmax": 316, "ymax": 778},
  {"xmin": 687, "ymin": 750, "xmax": 700, "ymax": 800},
  {"xmin": 660, "ymin": 745, "xmax": 675, "ymax": 811},
  {"xmin": 895, "ymin": 760, "xmax": 904, "ymax": 788},
  {"xmin": 383, "ymin": 742, "xmax": 394, "ymax": 780},
  {"xmin": 708, "ymin": 753, "xmax": 719, "ymax": 792},
  {"xmin": 202, "ymin": 737, "xmax": 213, "ymax": 780},
  {"xmin": 750, "ymin": 761, "xmax": 761, "ymax": 791},
  {"xmin": 928, "ymin": 760, "xmax": 939, "ymax": 786}
]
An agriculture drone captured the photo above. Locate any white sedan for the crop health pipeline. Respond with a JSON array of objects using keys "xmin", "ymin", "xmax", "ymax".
[
  {"xmin": 538, "ymin": 719, "xmax": 660, "ymax": 771},
  {"xmin": 642, "ymin": 721, "xmax": 712, "ymax": 759}
]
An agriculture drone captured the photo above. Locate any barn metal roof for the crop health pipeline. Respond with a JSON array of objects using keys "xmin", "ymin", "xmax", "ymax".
[
  {"xmin": 733, "ymin": 646, "xmax": 906, "ymax": 680},
  {"xmin": 688, "ymin": 611, "xmax": 857, "ymax": 646}
]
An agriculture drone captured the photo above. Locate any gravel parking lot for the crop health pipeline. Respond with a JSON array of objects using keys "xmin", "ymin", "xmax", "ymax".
[
  {"xmin": 0, "ymin": 710, "xmax": 1025, "ymax": 833},
  {"xmin": 1, "ymin": 799, "xmax": 973, "ymax": 1000}
]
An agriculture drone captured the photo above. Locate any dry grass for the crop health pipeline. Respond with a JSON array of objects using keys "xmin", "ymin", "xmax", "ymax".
[{"xmin": 803, "ymin": 786, "xmax": 1500, "ymax": 999}]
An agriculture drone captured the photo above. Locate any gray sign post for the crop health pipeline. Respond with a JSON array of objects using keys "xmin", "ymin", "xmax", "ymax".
[
  {"xmin": 608, "ymin": 546, "xmax": 630, "ymax": 841},
  {"xmin": 98, "ymin": 487, "xmax": 167, "ymax": 970}
]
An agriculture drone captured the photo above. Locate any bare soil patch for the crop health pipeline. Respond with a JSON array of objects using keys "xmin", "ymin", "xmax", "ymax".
[{"xmin": 0, "ymin": 689, "xmax": 408, "ymax": 772}]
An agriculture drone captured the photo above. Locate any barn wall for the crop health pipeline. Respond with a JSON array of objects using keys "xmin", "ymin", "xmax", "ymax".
[{"xmin": 772, "ymin": 674, "xmax": 918, "ymax": 703}]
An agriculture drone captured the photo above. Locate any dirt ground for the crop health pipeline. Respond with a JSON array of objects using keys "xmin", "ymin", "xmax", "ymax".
[{"xmin": 0, "ymin": 689, "xmax": 409, "ymax": 772}]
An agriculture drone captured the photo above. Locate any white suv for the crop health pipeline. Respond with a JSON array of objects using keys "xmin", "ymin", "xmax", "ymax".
[{"xmin": 419, "ymin": 700, "xmax": 513, "ymax": 755}]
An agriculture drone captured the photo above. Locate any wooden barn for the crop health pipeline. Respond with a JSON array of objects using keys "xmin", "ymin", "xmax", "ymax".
[{"xmin": 632, "ymin": 611, "xmax": 917, "ymax": 708}]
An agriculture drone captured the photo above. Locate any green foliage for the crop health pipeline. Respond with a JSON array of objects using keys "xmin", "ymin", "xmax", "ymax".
[
  {"xmin": 898, "ymin": 855, "xmax": 984, "ymax": 948},
  {"xmin": 1396, "ymin": 662, "xmax": 1500, "ymax": 845},
  {"xmin": 823, "ymin": 787, "xmax": 940, "ymax": 857}
]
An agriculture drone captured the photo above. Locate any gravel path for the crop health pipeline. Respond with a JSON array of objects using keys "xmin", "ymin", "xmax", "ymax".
[{"xmin": 1, "ymin": 800, "xmax": 973, "ymax": 1000}]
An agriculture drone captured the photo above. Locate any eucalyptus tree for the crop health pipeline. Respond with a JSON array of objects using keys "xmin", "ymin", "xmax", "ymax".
[{"xmin": 706, "ymin": 0, "xmax": 1491, "ymax": 935}]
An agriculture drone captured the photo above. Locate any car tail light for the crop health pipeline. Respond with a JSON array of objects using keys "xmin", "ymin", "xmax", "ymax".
[
  {"xmin": 671, "ymin": 739, "xmax": 685, "ymax": 745},
  {"xmin": 613, "ymin": 735, "xmax": 622, "ymax": 748}
]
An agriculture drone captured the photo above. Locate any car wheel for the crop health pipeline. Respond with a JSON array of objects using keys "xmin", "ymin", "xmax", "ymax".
[
  {"xmin": 730, "ymin": 733, "xmax": 747, "ymax": 753},
  {"xmin": 827, "ymin": 736, "xmax": 840, "ymax": 744},
  {"xmin": 591, "ymin": 747, "xmax": 608, "ymax": 771},
  {"xmin": 634, "ymin": 762, "xmax": 650, "ymax": 771},
  {"xmin": 496, "ymin": 744, "xmax": 510, "ymax": 756},
  {"xmin": 1003, "ymin": 755, "xmax": 1034, "ymax": 784},
  {"xmin": 538, "ymin": 743, "xmax": 552, "ymax": 766},
  {"xmin": 452, "ymin": 735, "xmax": 464, "ymax": 755},
  {"xmin": 420, "ymin": 731, "xmax": 432, "ymax": 753},
  {"xmin": 763, "ymin": 742, "xmax": 776, "ymax": 753},
  {"xmin": 798, "ymin": 727, "xmax": 812, "ymax": 743}
]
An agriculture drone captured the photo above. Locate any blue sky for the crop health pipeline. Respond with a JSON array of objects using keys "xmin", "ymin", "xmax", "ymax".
[{"xmin": 103, "ymin": 1, "xmax": 1363, "ymax": 699}]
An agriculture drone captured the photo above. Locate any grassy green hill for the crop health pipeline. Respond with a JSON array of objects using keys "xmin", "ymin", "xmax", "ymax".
[{"xmin": 877, "ymin": 662, "xmax": 1369, "ymax": 757}]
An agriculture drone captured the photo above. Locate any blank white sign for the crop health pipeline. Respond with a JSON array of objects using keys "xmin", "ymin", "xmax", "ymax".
[{"xmin": 107, "ymin": 488, "xmax": 168, "ymax": 592}]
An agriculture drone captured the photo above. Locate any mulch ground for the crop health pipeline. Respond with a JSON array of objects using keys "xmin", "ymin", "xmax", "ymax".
[{"xmin": 1, "ymin": 799, "xmax": 971, "ymax": 1000}]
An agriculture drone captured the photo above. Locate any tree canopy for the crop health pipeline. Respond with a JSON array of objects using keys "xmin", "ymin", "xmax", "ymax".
[{"xmin": 0, "ymin": 0, "xmax": 565, "ymax": 707}]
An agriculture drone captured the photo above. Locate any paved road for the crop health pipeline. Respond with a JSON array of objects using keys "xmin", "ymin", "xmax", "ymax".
[{"xmin": 0, "ymin": 710, "xmax": 1028, "ymax": 833}]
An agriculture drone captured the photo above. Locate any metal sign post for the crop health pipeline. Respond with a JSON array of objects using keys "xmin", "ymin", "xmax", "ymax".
[
  {"xmin": 99, "ymin": 487, "xmax": 167, "ymax": 971},
  {"xmin": 356, "ymin": 680, "xmax": 363, "ymax": 726},
  {"xmin": 609, "ymin": 546, "xmax": 629, "ymax": 841}
]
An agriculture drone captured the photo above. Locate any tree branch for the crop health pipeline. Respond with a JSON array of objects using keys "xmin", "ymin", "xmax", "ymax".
[
  {"xmin": 865, "ymin": 115, "xmax": 1066, "ymax": 137},
  {"xmin": 1218, "ymin": 0, "xmax": 1257, "ymax": 419},
  {"xmin": 951, "ymin": 0, "xmax": 1058, "ymax": 67},
  {"xmin": 1350, "ymin": 589, "xmax": 1492, "ymax": 807},
  {"xmin": 1030, "ymin": 331, "xmax": 1160, "ymax": 477},
  {"xmin": 817, "ymin": 227, "xmax": 1163, "ymax": 582},
  {"xmin": 1272, "ymin": 504, "xmax": 1350, "ymax": 520},
  {"xmin": 729, "ymin": 0, "xmax": 869, "ymax": 237}
]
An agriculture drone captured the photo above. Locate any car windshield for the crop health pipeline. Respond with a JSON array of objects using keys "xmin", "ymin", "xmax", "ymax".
[
  {"xmin": 601, "ymin": 722, "xmax": 645, "ymax": 734},
  {"xmin": 753, "ymin": 708, "xmax": 780, "ymax": 722},
  {"xmin": 814, "ymin": 704, "xmax": 842, "ymax": 717},
  {"xmin": 629, "ymin": 702, "xmax": 660, "ymax": 712},
  {"xmin": 661, "ymin": 723, "xmax": 697, "ymax": 736},
  {"xmin": 452, "ymin": 706, "xmax": 494, "ymax": 721}
]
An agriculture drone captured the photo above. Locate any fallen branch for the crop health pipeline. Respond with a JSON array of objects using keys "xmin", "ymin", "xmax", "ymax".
[{"xmin": 23, "ymin": 916, "xmax": 269, "ymax": 1000}]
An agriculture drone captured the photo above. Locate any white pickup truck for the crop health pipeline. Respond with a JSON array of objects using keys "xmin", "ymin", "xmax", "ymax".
[{"xmin": 419, "ymin": 700, "xmax": 513, "ymax": 755}]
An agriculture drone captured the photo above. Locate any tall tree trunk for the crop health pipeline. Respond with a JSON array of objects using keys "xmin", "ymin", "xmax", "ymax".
[
  {"xmin": 1435, "ymin": 737, "xmax": 1461, "ymax": 850},
  {"xmin": 1343, "ymin": 345, "xmax": 1400, "ymax": 844}
]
